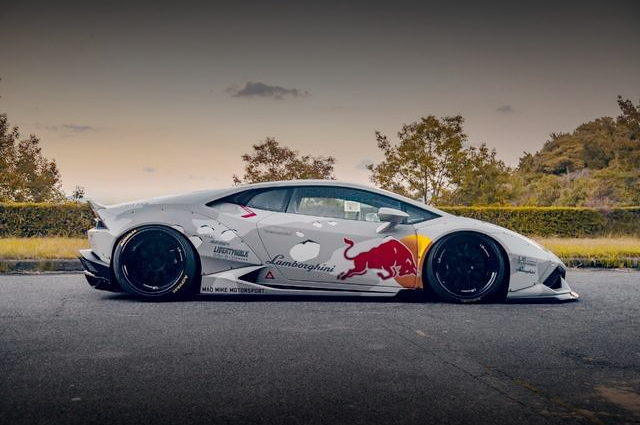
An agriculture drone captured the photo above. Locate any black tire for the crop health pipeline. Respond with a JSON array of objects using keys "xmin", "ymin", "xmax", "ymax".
[
  {"xmin": 113, "ymin": 225, "xmax": 197, "ymax": 300},
  {"xmin": 425, "ymin": 232, "xmax": 506, "ymax": 303}
]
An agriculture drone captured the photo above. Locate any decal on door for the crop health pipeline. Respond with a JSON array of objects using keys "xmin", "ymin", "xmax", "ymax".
[
  {"xmin": 239, "ymin": 206, "xmax": 256, "ymax": 218},
  {"xmin": 337, "ymin": 237, "xmax": 417, "ymax": 281},
  {"xmin": 289, "ymin": 240, "xmax": 321, "ymax": 261},
  {"xmin": 266, "ymin": 255, "xmax": 336, "ymax": 273},
  {"xmin": 191, "ymin": 218, "xmax": 261, "ymax": 264},
  {"xmin": 397, "ymin": 234, "xmax": 431, "ymax": 288}
]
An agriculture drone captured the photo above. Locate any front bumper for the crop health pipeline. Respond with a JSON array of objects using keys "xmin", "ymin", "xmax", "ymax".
[
  {"xmin": 78, "ymin": 249, "xmax": 121, "ymax": 292},
  {"xmin": 506, "ymin": 276, "xmax": 579, "ymax": 301}
]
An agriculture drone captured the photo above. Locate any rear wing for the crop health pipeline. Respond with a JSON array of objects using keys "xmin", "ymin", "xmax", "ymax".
[
  {"xmin": 87, "ymin": 200, "xmax": 108, "ymax": 228},
  {"xmin": 87, "ymin": 200, "xmax": 105, "ymax": 214}
]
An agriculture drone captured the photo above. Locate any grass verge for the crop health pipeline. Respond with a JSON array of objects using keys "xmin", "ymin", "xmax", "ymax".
[
  {"xmin": 533, "ymin": 237, "xmax": 640, "ymax": 268},
  {"xmin": 0, "ymin": 237, "xmax": 89, "ymax": 260},
  {"xmin": 0, "ymin": 237, "xmax": 638, "ymax": 268}
]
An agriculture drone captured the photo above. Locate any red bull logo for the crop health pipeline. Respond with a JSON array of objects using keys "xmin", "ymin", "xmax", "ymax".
[{"xmin": 337, "ymin": 237, "xmax": 418, "ymax": 281}]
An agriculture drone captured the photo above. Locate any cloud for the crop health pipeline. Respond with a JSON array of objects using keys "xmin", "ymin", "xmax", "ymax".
[
  {"xmin": 226, "ymin": 82, "xmax": 309, "ymax": 100},
  {"xmin": 36, "ymin": 124, "xmax": 59, "ymax": 131},
  {"xmin": 142, "ymin": 167, "xmax": 157, "ymax": 173},
  {"xmin": 61, "ymin": 124, "xmax": 97, "ymax": 132},
  {"xmin": 496, "ymin": 104, "xmax": 515, "ymax": 114}
]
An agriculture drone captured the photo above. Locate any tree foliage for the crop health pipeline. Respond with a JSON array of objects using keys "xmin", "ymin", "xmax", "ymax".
[
  {"xmin": 233, "ymin": 137, "xmax": 335, "ymax": 184},
  {"xmin": 367, "ymin": 115, "xmax": 467, "ymax": 203},
  {"xmin": 514, "ymin": 96, "xmax": 640, "ymax": 207},
  {"xmin": 369, "ymin": 96, "xmax": 638, "ymax": 206},
  {"xmin": 72, "ymin": 185, "xmax": 85, "ymax": 200},
  {"xmin": 443, "ymin": 143, "xmax": 512, "ymax": 205},
  {"xmin": 517, "ymin": 116, "xmax": 638, "ymax": 175},
  {"xmin": 0, "ymin": 114, "xmax": 64, "ymax": 202},
  {"xmin": 616, "ymin": 95, "xmax": 640, "ymax": 140},
  {"xmin": 367, "ymin": 116, "xmax": 511, "ymax": 205}
]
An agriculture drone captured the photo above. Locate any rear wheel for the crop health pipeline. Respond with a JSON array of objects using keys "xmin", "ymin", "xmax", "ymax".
[
  {"xmin": 113, "ymin": 226, "xmax": 197, "ymax": 300},
  {"xmin": 425, "ymin": 232, "xmax": 506, "ymax": 303}
]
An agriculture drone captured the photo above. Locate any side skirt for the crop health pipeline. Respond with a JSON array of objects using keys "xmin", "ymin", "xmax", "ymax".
[{"xmin": 199, "ymin": 266, "xmax": 400, "ymax": 297}]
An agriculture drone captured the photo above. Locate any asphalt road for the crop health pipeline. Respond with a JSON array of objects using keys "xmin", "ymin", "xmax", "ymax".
[{"xmin": 1, "ymin": 271, "xmax": 639, "ymax": 425}]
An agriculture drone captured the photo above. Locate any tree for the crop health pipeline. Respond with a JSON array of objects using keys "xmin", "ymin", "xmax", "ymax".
[
  {"xmin": 512, "ymin": 95, "xmax": 640, "ymax": 206},
  {"xmin": 72, "ymin": 185, "xmax": 85, "ymax": 200},
  {"xmin": 517, "ymin": 131, "xmax": 585, "ymax": 175},
  {"xmin": 443, "ymin": 143, "xmax": 512, "ymax": 205},
  {"xmin": 0, "ymin": 113, "xmax": 64, "ymax": 202},
  {"xmin": 367, "ymin": 115, "xmax": 467, "ymax": 203},
  {"xmin": 617, "ymin": 95, "xmax": 640, "ymax": 140},
  {"xmin": 517, "ymin": 98, "xmax": 640, "ymax": 176},
  {"xmin": 233, "ymin": 137, "xmax": 336, "ymax": 184}
]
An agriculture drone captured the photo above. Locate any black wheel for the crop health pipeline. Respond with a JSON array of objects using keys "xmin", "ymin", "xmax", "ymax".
[
  {"xmin": 113, "ymin": 226, "xmax": 197, "ymax": 300},
  {"xmin": 425, "ymin": 232, "xmax": 506, "ymax": 303}
]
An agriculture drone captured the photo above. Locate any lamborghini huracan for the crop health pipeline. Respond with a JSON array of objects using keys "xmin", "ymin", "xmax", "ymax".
[{"xmin": 79, "ymin": 180, "xmax": 578, "ymax": 302}]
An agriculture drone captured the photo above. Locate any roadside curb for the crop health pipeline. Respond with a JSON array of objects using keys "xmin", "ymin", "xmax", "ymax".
[
  {"xmin": 562, "ymin": 256, "xmax": 640, "ymax": 269},
  {"xmin": 0, "ymin": 259, "xmax": 83, "ymax": 273}
]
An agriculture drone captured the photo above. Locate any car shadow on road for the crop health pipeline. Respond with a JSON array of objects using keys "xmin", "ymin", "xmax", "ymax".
[
  {"xmin": 99, "ymin": 290, "xmax": 578, "ymax": 305},
  {"xmin": 100, "ymin": 290, "xmax": 427, "ymax": 303}
]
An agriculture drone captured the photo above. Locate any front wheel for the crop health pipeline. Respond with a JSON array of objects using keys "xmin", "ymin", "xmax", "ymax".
[
  {"xmin": 113, "ymin": 226, "xmax": 198, "ymax": 300},
  {"xmin": 424, "ymin": 232, "xmax": 507, "ymax": 303}
]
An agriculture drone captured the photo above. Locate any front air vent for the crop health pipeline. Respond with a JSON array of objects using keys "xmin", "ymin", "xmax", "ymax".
[{"xmin": 543, "ymin": 265, "xmax": 566, "ymax": 290}]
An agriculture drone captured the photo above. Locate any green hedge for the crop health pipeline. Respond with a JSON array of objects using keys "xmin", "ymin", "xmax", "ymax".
[
  {"xmin": 439, "ymin": 206, "xmax": 640, "ymax": 237},
  {"xmin": 0, "ymin": 203, "xmax": 93, "ymax": 237},
  {"xmin": 0, "ymin": 203, "xmax": 639, "ymax": 238}
]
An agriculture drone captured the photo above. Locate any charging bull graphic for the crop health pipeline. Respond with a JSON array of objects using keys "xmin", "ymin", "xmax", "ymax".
[{"xmin": 337, "ymin": 237, "xmax": 418, "ymax": 280}]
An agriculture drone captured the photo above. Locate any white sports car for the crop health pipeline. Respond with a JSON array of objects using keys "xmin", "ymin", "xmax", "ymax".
[{"xmin": 79, "ymin": 180, "xmax": 578, "ymax": 302}]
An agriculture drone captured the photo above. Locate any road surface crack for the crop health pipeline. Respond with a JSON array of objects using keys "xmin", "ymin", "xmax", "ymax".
[{"xmin": 383, "ymin": 321, "xmax": 604, "ymax": 425}]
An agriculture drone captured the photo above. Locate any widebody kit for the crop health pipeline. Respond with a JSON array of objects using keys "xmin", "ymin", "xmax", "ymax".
[{"xmin": 79, "ymin": 180, "xmax": 578, "ymax": 302}]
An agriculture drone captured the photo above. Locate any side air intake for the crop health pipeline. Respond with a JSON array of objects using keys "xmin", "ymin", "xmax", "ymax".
[{"xmin": 543, "ymin": 265, "xmax": 566, "ymax": 290}]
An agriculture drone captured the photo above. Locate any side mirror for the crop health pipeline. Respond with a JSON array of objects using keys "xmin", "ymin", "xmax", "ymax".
[{"xmin": 376, "ymin": 207, "xmax": 409, "ymax": 233}]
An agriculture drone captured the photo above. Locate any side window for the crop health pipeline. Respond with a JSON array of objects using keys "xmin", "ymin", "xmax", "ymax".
[
  {"xmin": 287, "ymin": 187, "xmax": 403, "ymax": 221},
  {"xmin": 246, "ymin": 189, "xmax": 289, "ymax": 212},
  {"xmin": 403, "ymin": 203, "xmax": 440, "ymax": 224}
]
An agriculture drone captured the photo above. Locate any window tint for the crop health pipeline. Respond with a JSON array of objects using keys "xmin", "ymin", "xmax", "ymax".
[
  {"xmin": 404, "ymin": 204, "xmax": 439, "ymax": 224},
  {"xmin": 246, "ymin": 189, "xmax": 289, "ymax": 212},
  {"xmin": 208, "ymin": 186, "xmax": 439, "ymax": 223}
]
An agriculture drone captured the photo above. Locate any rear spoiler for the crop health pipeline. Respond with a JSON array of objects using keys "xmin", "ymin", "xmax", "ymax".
[
  {"xmin": 87, "ymin": 200, "xmax": 107, "ymax": 228},
  {"xmin": 87, "ymin": 200, "xmax": 105, "ymax": 213}
]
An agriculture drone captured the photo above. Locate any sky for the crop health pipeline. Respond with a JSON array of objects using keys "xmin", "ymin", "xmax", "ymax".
[{"xmin": 0, "ymin": 0, "xmax": 639, "ymax": 203}]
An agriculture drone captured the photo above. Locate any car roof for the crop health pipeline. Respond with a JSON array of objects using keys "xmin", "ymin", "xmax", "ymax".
[
  {"xmin": 126, "ymin": 180, "xmax": 450, "ymax": 217},
  {"xmin": 218, "ymin": 180, "xmax": 449, "ymax": 216}
]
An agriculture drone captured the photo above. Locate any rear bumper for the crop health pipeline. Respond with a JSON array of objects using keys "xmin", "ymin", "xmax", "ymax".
[{"xmin": 78, "ymin": 249, "xmax": 121, "ymax": 292}]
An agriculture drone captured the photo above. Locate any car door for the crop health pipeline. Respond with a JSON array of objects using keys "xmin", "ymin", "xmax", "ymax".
[{"xmin": 256, "ymin": 186, "xmax": 421, "ymax": 291}]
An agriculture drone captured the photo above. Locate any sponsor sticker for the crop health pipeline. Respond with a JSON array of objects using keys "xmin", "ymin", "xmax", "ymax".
[
  {"xmin": 213, "ymin": 246, "xmax": 249, "ymax": 258},
  {"xmin": 201, "ymin": 286, "xmax": 265, "ymax": 294},
  {"xmin": 516, "ymin": 266, "xmax": 536, "ymax": 274},
  {"xmin": 338, "ymin": 237, "xmax": 417, "ymax": 281},
  {"xmin": 240, "ymin": 206, "xmax": 256, "ymax": 218},
  {"xmin": 267, "ymin": 254, "xmax": 336, "ymax": 273}
]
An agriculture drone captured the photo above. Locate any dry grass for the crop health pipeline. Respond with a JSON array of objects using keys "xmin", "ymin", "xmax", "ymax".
[
  {"xmin": 0, "ymin": 237, "xmax": 89, "ymax": 259},
  {"xmin": 0, "ymin": 237, "xmax": 639, "ymax": 267},
  {"xmin": 533, "ymin": 237, "xmax": 640, "ymax": 258}
]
